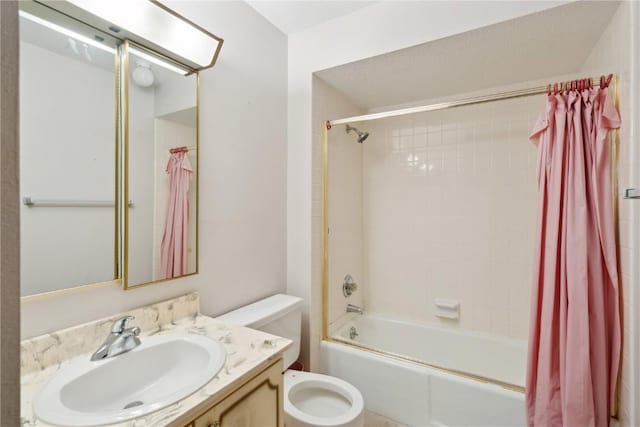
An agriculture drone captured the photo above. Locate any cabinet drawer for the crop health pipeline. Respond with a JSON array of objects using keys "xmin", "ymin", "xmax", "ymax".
[{"xmin": 194, "ymin": 360, "xmax": 283, "ymax": 427}]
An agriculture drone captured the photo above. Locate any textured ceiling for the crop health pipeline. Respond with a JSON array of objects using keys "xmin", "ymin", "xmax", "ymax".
[{"xmin": 315, "ymin": 1, "xmax": 620, "ymax": 110}]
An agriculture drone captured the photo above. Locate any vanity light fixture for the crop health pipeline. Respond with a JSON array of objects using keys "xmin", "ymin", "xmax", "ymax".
[
  {"xmin": 19, "ymin": 10, "xmax": 115, "ymax": 54},
  {"xmin": 58, "ymin": 0, "xmax": 223, "ymax": 71},
  {"xmin": 128, "ymin": 45, "xmax": 191, "ymax": 76}
]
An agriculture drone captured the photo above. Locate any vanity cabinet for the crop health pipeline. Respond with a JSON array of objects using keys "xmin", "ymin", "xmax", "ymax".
[{"xmin": 179, "ymin": 359, "xmax": 284, "ymax": 427}]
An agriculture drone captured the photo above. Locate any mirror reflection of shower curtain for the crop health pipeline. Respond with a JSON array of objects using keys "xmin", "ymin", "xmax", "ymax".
[{"xmin": 160, "ymin": 148, "xmax": 192, "ymax": 279}]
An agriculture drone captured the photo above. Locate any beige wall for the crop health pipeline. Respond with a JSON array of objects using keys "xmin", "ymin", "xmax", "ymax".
[
  {"xmin": 20, "ymin": 1, "xmax": 288, "ymax": 339},
  {"xmin": 1, "ymin": 1, "xmax": 21, "ymax": 424}
]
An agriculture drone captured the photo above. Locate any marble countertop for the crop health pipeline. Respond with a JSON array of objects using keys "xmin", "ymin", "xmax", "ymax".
[{"xmin": 21, "ymin": 311, "xmax": 291, "ymax": 426}]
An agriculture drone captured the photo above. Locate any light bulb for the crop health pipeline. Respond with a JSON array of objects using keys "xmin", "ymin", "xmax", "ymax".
[{"xmin": 132, "ymin": 63, "xmax": 154, "ymax": 88}]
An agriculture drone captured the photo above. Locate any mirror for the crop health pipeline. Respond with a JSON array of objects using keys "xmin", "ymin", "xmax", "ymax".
[
  {"xmin": 123, "ymin": 42, "xmax": 198, "ymax": 288},
  {"xmin": 18, "ymin": 1, "xmax": 206, "ymax": 297},
  {"xmin": 19, "ymin": 5, "xmax": 120, "ymax": 296}
]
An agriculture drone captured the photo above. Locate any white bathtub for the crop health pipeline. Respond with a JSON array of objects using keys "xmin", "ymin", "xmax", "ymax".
[
  {"xmin": 322, "ymin": 315, "xmax": 527, "ymax": 426},
  {"xmin": 332, "ymin": 315, "xmax": 527, "ymax": 387}
]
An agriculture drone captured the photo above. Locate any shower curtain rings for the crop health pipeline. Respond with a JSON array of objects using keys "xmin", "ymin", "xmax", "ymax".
[{"xmin": 605, "ymin": 74, "xmax": 613, "ymax": 88}]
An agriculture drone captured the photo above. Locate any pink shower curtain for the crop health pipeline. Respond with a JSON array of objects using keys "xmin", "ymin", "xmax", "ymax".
[
  {"xmin": 526, "ymin": 78, "xmax": 621, "ymax": 427},
  {"xmin": 160, "ymin": 148, "xmax": 193, "ymax": 279}
]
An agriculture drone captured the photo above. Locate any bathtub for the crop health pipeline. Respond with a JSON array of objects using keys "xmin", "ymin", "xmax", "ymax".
[{"xmin": 321, "ymin": 315, "xmax": 527, "ymax": 426}]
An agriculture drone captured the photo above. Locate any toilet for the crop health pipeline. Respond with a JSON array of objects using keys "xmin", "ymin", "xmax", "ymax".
[{"xmin": 218, "ymin": 294, "xmax": 364, "ymax": 427}]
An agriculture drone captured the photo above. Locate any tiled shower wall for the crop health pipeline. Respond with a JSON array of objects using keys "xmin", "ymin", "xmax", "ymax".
[
  {"xmin": 362, "ymin": 98, "xmax": 540, "ymax": 340},
  {"xmin": 578, "ymin": 2, "xmax": 634, "ymax": 424},
  {"xmin": 317, "ymin": 1, "xmax": 636, "ymax": 422},
  {"xmin": 327, "ymin": 123, "xmax": 364, "ymax": 326},
  {"xmin": 311, "ymin": 77, "xmax": 365, "ymax": 370}
]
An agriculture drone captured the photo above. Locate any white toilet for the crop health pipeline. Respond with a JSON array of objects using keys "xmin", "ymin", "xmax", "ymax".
[{"xmin": 218, "ymin": 294, "xmax": 364, "ymax": 427}]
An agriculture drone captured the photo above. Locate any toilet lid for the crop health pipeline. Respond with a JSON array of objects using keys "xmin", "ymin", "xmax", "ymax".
[{"xmin": 284, "ymin": 371, "xmax": 364, "ymax": 426}]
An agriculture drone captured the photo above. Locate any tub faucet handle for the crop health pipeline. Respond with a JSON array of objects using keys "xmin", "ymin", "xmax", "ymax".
[{"xmin": 343, "ymin": 274, "xmax": 358, "ymax": 297}]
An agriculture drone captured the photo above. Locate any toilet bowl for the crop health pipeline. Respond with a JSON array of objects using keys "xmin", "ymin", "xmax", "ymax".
[
  {"xmin": 284, "ymin": 370, "xmax": 364, "ymax": 427},
  {"xmin": 217, "ymin": 294, "xmax": 365, "ymax": 427}
]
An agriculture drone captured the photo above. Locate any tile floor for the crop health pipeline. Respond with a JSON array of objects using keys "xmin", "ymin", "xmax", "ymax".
[{"xmin": 364, "ymin": 410, "xmax": 407, "ymax": 427}]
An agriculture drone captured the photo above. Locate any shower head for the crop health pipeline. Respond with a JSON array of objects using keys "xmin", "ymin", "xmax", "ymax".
[{"xmin": 346, "ymin": 124, "xmax": 369, "ymax": 143}]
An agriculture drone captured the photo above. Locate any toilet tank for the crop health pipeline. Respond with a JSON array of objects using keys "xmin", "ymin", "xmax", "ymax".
[{"xmin": 217, "ymin": 294, "xmax": 303, "ymax": 368}]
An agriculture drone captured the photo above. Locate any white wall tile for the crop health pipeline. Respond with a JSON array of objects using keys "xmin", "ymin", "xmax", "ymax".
[
  {"xmin": 351, "ymin": 99, "xmax": 539, "ymax": 340},
  {"xmin": 579, "ymin": 3, "xmax": 635, "ymax": 423}
]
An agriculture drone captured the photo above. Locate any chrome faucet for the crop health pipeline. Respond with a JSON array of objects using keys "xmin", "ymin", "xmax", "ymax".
[
  {"xmin": 346, "ymin": 304, "xmax": 363, "ymax": 315},
  {"xmin": 90, "ymin": 316, "xmax": 141, "ymax": 361}
]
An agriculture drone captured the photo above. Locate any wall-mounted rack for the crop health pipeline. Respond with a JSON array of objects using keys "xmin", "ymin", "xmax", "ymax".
[{"xmin": 23, "ymin": 197, "xmax": 134, "ymax": 208}]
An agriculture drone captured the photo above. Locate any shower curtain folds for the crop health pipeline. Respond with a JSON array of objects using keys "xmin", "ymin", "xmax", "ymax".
[
  {"xmin": 525, "ymin": 81, "xmax": 620, "ymax": 427},
  {"xmin": 160, "ymin": 149, "xmax": 193, "ymax": 279}
]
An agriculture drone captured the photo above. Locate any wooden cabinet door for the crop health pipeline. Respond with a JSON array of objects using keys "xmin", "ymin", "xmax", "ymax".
[{"xmin": 194, "ymin": 360, "xmax": 284, "ymax": 427}]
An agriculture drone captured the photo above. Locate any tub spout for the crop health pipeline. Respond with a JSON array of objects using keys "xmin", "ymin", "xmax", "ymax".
[{"xmin": 347, "ymin": 304, "xmax": 363, "ymax": 315}]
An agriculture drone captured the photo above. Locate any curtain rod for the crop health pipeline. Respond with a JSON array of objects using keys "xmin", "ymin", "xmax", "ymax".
[
  {"xmin": 169, "ymin": 145, "xmax": 197, "ymax": 153},
  {"xmin": 327, "ymin": 75, "xmax": 616, "ymax": 127}
]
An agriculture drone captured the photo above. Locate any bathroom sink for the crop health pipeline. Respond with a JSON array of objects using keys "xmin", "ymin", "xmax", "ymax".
[{"xmin": 33, "ymin": 334, "xmax": 226, "ymax": 426}]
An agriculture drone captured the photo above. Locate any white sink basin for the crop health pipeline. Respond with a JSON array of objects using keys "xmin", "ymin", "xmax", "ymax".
[{"xmin": 33, "ymin": 333, "xmax": 226, "ymax": 426}]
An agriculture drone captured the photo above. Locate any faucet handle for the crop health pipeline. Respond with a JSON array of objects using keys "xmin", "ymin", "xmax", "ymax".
[
  {"xmin": 343, "ymin": 274, "xmax": 358, "ymax": 297},
  {"xmin": 126, "ymin": 326, "xmax": 141, "ymax": 337},
  {"xmin": 111, "ymin": 316, "xmax": 135, "ymax": 334}
]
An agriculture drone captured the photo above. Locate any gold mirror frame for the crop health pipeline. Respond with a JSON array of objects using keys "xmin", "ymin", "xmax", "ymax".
[
  {"xmin": 121, "ymin": 40, "xmax": 200, "ymax": 290},
  {"xmin": 19, "ymin": 1, "xmax": 210, "ymax": 302},
  {"xmin": 19, "ymin": 1, "xmax": 122, "ymax": 302}
]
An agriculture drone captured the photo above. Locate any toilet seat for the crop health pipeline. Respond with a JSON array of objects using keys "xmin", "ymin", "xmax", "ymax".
[{"xmin": 284, "ymin": 370, "xmax": 364, "ymax": 427}]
